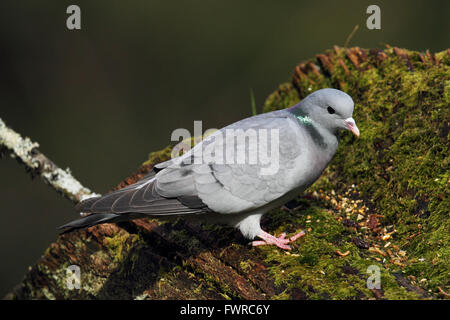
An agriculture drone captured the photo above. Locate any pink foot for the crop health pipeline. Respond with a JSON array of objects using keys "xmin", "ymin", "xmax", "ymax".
[{"xmin": 251, "ymin": 230, "xmax": 306, "ymax": 250}]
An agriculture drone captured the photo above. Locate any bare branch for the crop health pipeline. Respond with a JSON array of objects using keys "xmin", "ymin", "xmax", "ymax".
[{"xmin": 0, "ymin": 117, "xmax": 99, "ymax": 204}]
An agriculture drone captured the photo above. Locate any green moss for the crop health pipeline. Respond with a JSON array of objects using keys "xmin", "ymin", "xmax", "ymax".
[
  {"xmin": 257, "ymin": 201, "xmax": 424, "ymax": 299},
  {"xmin": 263, "ymin": 83, "xmax": 300, "ymax": 113},
  {"xmin": 239, "ymin": 260, "xmax": 252, "ymax": 273},
  {"xmin": 258, "ymin": 47, "xmax": 449, "ymax": 299},
  {"xmin": 105, "ymin": 231, "xmax": 141, "ymax": 263},
  {"xmin": 143, "ymin": 145, "xmax": 173, "ymax": 166}
]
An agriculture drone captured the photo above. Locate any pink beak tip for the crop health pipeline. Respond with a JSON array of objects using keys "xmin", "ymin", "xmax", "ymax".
[{"xmin": 345, "ymin": 118, "xmax": 360, "ymax": 138}]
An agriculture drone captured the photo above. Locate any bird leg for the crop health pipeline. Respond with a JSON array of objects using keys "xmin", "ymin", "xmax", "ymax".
[{"xmin": 252, "ymin": 230, "xmax": 306, "ymax": 250}]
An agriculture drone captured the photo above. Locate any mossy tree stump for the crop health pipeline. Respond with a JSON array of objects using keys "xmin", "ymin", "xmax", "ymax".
[{"xmin": 6, "ymin": 46, "xmax": 449, "ymax": 300}]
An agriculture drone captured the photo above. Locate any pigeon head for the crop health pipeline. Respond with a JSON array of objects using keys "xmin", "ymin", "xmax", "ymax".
[{"xmin": 291, "ymin": 88, "xmax": 360, "ymax": 137}]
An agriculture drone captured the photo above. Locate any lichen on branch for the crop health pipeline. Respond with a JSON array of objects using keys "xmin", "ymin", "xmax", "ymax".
[{"xmin": 0, "ymin": 117, "xmax": 99, "ymax": 204}]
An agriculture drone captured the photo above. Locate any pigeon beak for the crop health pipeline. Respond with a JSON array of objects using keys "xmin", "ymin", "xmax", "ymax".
[{"xmin": 344, "ymin": 117, "xmax": 360, "ymax": 137}]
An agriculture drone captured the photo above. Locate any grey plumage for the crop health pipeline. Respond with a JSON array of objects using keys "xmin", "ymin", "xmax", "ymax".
[{"xmin": 59, "ymin": 88, "xmax": 359, "ymax": 249}]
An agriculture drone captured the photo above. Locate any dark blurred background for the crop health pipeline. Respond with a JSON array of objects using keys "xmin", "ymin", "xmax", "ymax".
[{"xmin": 0, "ymin": 0, "xmax": 448, "ymax": 296}]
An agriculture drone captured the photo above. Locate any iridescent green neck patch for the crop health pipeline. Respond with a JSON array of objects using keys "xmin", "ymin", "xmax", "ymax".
[{"xmin": 296, "ymin": 115, "xmax": 312, "ymax": 125}]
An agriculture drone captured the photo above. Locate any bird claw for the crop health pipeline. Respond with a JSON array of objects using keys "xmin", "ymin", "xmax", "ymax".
[{"xmin": 251, "ymin": 230, "xmax": 306, "ymax": 250}]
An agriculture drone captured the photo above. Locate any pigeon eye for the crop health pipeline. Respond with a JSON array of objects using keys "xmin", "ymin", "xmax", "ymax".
[{"xmin": 327, "ymin": 106, "xmax": 335, "ymax": 114}]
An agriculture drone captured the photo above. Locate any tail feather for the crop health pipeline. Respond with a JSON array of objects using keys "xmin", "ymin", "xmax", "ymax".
[
  {"xmin": 57, "ymin": 213, "xmax": 122, "ymax": 234},
  {"xmin": 61, "ymin": 172, "xmax": 209, "ymax": 234}
]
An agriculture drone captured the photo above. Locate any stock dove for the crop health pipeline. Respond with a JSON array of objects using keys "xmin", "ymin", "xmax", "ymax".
[{"xmin": 59, "ymin": 88, "xmax": 359, "ymax": 250}]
